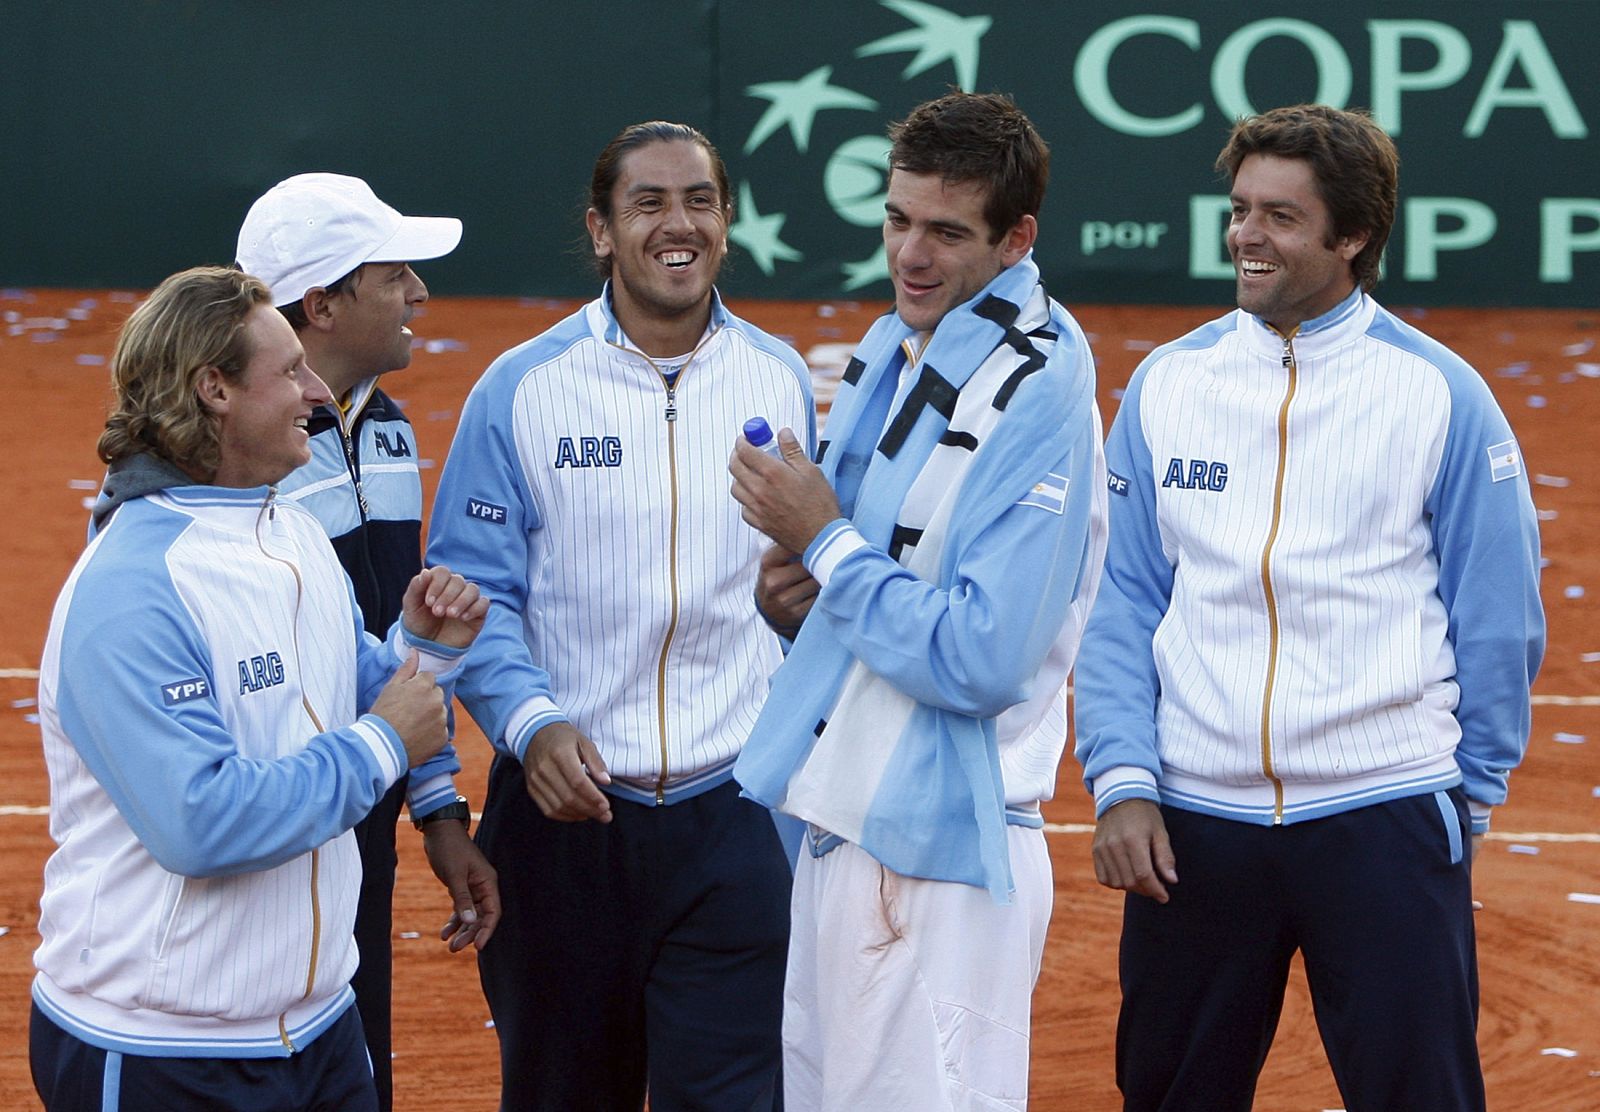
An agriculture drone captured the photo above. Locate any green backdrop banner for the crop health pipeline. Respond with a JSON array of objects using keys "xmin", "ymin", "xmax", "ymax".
[{"xmin": 6, "ymin": 2, "xmax": 1594, "ymax": 306}]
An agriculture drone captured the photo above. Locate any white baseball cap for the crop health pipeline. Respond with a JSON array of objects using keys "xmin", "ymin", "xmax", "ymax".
[{"xmin": 236, "ymin": 172, "xmax": 463, "ymax": 307}]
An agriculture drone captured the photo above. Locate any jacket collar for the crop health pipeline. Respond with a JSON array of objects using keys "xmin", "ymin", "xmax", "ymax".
[
  {"xmin": 1236, "ymin": 286, "xmax": 1375, "ymax": 362},
  {"xmin": 584, "ymin": 281, "xmax": 729, "ymax": 352}
]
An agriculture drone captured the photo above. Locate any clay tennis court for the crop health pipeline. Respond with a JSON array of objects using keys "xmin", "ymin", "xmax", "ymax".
[{"xmin": 1, "ymin": 290, "xmax": 1595, "ymax": 1109}]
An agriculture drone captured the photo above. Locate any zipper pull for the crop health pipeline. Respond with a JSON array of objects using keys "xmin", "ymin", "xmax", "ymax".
[
  {"xmin": 354, "ymin": 479, "xmax": 370, "ymax": 518},
  {"xmin": 665, "ymin": 387, "xmax": 677, "ymax": 422},
  {"xmin": 1281, "ymin": 339, "xmax": 1293, "ymax": 369}
]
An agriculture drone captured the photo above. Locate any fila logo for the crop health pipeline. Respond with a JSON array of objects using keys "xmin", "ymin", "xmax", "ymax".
[
  {"xmin": 373, "ymin": 430, "xmax": 412, "ymax": 458},
  {"xmin": 237, "ymin": 652, "xmax": 285, "ymax": 695},
  {"xmin": 554, "ymin": 436, "xmax": 624, "ymax": 469},
  {"xmin": 1162, "ymin": 457, "xmax": 1229, "ymax": 492},
  {"xmin": 161, "ymin": 677, "xmax": 210, "ymax": 706},
  {"xmin": 467, "ymin": 498, "xmax": 508, "ymax": 525}
]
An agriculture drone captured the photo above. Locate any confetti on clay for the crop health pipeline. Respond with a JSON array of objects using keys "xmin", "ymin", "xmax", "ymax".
[
  {"xmin": 1563, "ymin": 586, "xmax": 1585, "ymax": 599},
  {"xmin": 1535, "ymin": 474, "xmax": 1571, "ymax": 487},
  {"xmin": 1567, "ymin": 892, "xmax": 1600, "ymax": 905},
  {"xmin": 1541, "ymin": 1047, "xmax": 1579, "ymax": 1057},
  {"xmin": 1553, "ymin": 732, "xmax": 1586, "ymax": 744},
  {"xmin": 1508, "ymin": 844, "xmax": 1540, "ymax": 855}
]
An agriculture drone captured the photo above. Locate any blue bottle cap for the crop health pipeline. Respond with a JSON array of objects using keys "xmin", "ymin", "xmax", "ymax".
[{"xmin": 743, "ymin": 416, "xmax": 775, "ymax": 446}]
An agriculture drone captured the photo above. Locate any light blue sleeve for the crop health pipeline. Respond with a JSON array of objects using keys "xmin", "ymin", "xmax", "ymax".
[
  {"xmin": 1426, "ymin": 363, "xmax": 1545, "ymax": 827},
  {"xmin": 55, "ymin": 550, "xmax": 407, "ymax": 880},
  {"xmin": 348, "ymin": 588, "xmax": 469, "ymax": 816},
  {"xmin": 1072, "ymin": 363, "xmax": 1170, "ymax": 815},
  {"xmin": 425, "ymin": 357, "xmax": 567, "ymax": 760},
  {"xmin": 802, "ymin": 419, "xmax": 1100, "ymax": 720}
]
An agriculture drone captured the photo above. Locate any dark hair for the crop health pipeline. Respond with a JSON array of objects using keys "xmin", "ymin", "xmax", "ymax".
[
  {"xmin": 1216, "ymin": 104, "xmax": 1398, "ymax": 292},
  {"xmin": 276, "ymin": 266, "xmax": 360, "ymax": 331},
  {"xmin": 99, "ymin": 267, "xmax": 273, "ymax": 479},
  {"xmin": 586, "ymin": 121, "xmax": 731, "ymax": 277},
  {"xmin": 887, "ymin": 91, "xmax": 1049, "ymax": 244}
]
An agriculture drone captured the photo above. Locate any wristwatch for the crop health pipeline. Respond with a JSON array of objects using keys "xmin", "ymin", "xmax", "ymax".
[{"xmin": 413, "ymin": 795, "xmax": 472, "ymax": 833}]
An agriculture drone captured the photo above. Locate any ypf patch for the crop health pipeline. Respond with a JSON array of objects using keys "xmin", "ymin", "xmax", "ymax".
[
  {"xmin": 466, "ymin": 498, "xmax": 508, "ymax": 525},
  {"xmin": 161, "ymin": 677, "xmax": 210, "ymax": 706},
  {"xmin": 1486, "ymin": 439, "xmax": 1522, "ymax": 483}
]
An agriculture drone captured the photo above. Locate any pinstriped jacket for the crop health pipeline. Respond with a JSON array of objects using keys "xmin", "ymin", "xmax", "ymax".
[
  {"xmin": 35, "ymin": 483, "xmax": 462, "ymax": 1057},
  {"xmin": 428, "ymin": 288, "xmax": 814, "ymax": 804},
  {"xmin": 1075, "ymin": 289, "xmax": 1545, "ymax": 834}
]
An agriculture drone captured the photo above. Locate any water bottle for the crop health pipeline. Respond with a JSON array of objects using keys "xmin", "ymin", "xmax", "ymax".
[{"xmin": 743, "ymin": 417, "xmax": 785, "ymax": 458}]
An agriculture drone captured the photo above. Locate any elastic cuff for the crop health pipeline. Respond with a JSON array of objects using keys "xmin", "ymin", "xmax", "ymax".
[
  {"xmin": 507, "ymin": 700, "xmax": 567, "ymax": 760},
  {"xmin": 390, "ymin": 624, "xmax": 468, "ymax": 678},
  {"xmin": 407, "ymin": 773, "xmax": 456, "ymax": 818},
  {"xmin": 1467, "ymin": 798, "xmax": 1492, "ymax": 835},
  {"xmin": 354, "ymin": 714, "xmax": 407, "ymax": 786},
  {"xmin": 803, "ymin": 519, "xmax": 866, "ymax": 587},
  {"xmin": 1092, "ymin": 765, "xmax": 1161, "ymax": 818}
]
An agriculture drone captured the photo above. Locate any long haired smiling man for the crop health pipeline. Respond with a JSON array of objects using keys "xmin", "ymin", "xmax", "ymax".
[{"xmin": 427, "ymin": 122, "xmax": 814, "ymax": 1111}]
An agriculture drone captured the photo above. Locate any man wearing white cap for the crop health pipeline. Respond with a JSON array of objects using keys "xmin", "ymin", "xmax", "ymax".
[{"xmin": 237, "ymin": 173, "xmax": 499, "ymax": 1112}]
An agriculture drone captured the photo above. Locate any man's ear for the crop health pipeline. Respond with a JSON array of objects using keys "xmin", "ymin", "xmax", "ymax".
[
  {"xmin": 1000, "ymin": 214, "xmax": 1038, "ymax": 267},
  {"xmin": 195, "ymin": 366, "xmax": 230, "ymax": 416},
  {"xmin": 1337, "ymin": 229, "xmax": 1371, "ymax": 262},
  {"xmin": 299, "ymin": 288, "xmax": 338, "ymax": 332},
  {"xmin": 585, "ymin": 208, "xmax": 613, "ymax": 262}
]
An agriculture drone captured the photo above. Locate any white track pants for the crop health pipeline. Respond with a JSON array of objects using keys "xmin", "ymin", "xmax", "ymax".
[{"xmin": 782, "ymin": 827, "xmax": 1053, "ymax": 1111}]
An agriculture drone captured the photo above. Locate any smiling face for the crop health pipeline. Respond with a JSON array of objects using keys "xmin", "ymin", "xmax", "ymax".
[
  {"xmin": 326, "ymin": 261, "xmax": 429, "ymax": 379},
  {"xmin": 1227, "ymin": 153, "xmax": 1368, "ymax": 335},
  {"xmin": 586, "ymin": 140, "xmax": 729, "ymax": 348},
  {"xmin": 883, "ymin": 169, "xmax": 1035, "ymax": 334},
  {"xmin": 208, "ymin": 305, "xmax": 333, "ymax": 488}
]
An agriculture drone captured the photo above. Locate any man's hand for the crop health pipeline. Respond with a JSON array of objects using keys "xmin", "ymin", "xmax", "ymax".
[
  {"xmin": 422, "ymin": 819, "xmax": 502, "ymax": 952},
  {"xmin": 729, "ymin": 429, "xmax": 842, "ymax": 555},
  {"xmin": 1092, "ymin": 799, "xmax": 1179, "ymax": 903},
  {"xmin": 523, "ymin": 721, "xmax": 612, "ymax": 823},
  {"xmin": 756, "ymin": 544, "xmax": 819, "ymax": 632},
  {"xmin": 370, "ymin": 651, "xmax": 448, "ymax": 768},
  {"xmin": 402, "ymin": 566, "xmax": 490, "ymax": 649}
]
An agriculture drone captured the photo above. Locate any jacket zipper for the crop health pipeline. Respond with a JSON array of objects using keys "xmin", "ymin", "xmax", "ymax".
[
  {"xmin": 1258, "ymin": 333, "xmax": 1298, "ymax": 823},
  {"xmin": 256, "ymin": 492, "xmax": 324, "ymax": 1049},
  {"xmin": 336, "ymin": 404, "xmax": 384, "ymax": 628},
  {"xmin": 655, "ymin": 379, "xmax": 681, "ymax": 804},
  {"xmin": 607, "ymin": 330, "xmax": 717, "ymax": 803}
]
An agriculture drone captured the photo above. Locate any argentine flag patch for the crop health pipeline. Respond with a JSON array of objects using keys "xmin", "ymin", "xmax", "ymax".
[
  {"xmin": 1486, "ymin": 439, "xmax": 1522, "ymax": 483},
  {"xmin": 1018, "ymin": 472, "xmax": 1069, "ymax": 514}
]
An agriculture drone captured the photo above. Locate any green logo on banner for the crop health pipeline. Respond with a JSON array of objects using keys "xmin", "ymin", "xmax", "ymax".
[{"xmin": 733, "ymin": 0, "xmax": 993, "ymax": 288}]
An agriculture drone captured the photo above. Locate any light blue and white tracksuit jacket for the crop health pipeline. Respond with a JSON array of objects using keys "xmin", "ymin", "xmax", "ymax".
[
  {"xmin": 35, "ymin": 484, "xmax": 464, "ymax": 1057},
  {"xmin": 1075, "ymin": 290, "xmax": 1545, "ymax": 834},
  {"xmin": 736, "ymin": 258, "xmax": 1109, "ymax": 898},
  {"xmin": 427, "ymin": 288, "xmax": 814, "ymax": 804}
]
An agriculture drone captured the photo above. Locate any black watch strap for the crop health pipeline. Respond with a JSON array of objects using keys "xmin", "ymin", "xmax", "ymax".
[{"xmin": 413, "ymin": 795, "xmax": 472, "ymax": 832}]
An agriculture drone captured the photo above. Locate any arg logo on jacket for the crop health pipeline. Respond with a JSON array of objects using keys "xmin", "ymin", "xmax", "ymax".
[
  {"xmin": 238, "ymin": 652, "xmax": 286, "ymax": 695},
  {"xmin": 1162, "ymin": 457, "xmax": 1229, "ymax": 492},
  {"xmin": 554, "ymin": 436, "xmax": 623, "ymax": 469}
]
